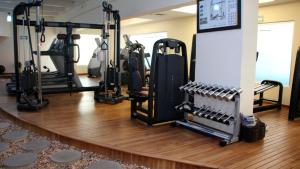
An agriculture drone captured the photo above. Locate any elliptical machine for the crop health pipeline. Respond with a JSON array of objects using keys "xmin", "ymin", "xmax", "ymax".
[
  {"xmin": 88, "ymin": 38, "xmax": 105, "ymax": 78},
  {"xmin": 94, "ymin": 1, "xmax": 124, "ymax": 104},
  {"xmin": 123, "ymin": 35, "xmax": 146, "ymax": 87},
  {"xmin": 13, "ymin": 0, "xmax": 48, "ymax": 111}
]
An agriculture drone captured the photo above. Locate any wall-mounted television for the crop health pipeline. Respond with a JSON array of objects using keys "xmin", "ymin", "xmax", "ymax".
[{"xmin": 197, "ymin": 0, "xmax": 241, "ymax": 33}]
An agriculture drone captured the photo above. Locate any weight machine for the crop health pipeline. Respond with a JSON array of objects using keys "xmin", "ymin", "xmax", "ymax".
[
  {"xmin": 10, "ymin": 19, "xmax": 113, "ymax": 95},
  {"xmin": 94, "ymin": 1, "xmax": 124, "ymax": 104},
  {"xmin": 12, "ymin": 0, "xmax": 49, "ymax": 111},
  {"xmin": 129, "ymin": 39, "xmax": 188, "ymax": 126},
  {"xmin": 12, "ymin": 0, "xmax": 124, "ymax": 110}
]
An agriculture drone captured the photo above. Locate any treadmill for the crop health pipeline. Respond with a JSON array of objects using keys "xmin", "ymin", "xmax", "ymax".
[{"xmin": 7, "ymin": 37, "xmax": 83, "ymax": 94}]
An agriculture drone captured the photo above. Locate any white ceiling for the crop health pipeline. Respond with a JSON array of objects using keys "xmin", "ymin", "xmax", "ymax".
[
  {"xmin": 0, "ymin": 0, "xmax": 85, "ymax": 18},
  {"xmin": 125, "ymin": 0, "xmax": 300, "ymax": 26},
  {"xmin": 0, "ymin": 0, "xmax": 299, "ymax": 22},
  {"xmin": 260, "ymin": 0, "xmax": 299, "ymax": 6}
]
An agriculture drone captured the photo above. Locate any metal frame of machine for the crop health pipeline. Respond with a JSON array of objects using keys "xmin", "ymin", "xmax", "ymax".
[
  {"xmin": 13, "ymin": 0, "xmax": 48, "ymax": 111},
  {"xmin": 174, "ymin": 82, "xmax": 242, "ymax": 146},
  {"xmin": 254, "ymin": 80, "xmax": 283, "ymax": 113},
  {"xmin": 13, "ymin": 0, "xmax": 124, "ymax": 109},
  {"xmin": 94, "ymin": 0, "xmax": 124, "ymax": 104},
  {"xmin": 129, "ymin": 39, "xmax": 188, "ymax": 126}
]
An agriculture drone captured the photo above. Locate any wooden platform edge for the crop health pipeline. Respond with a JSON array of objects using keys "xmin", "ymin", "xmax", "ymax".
[{"xmin": 0, "ymin": 108, "xmax": 218, "ymax": 169}]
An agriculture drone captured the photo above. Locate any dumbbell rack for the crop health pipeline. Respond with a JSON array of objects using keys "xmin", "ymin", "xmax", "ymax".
[{"xmin": 174, "ymin": 82, "xmax": 242, "ymax": 146}]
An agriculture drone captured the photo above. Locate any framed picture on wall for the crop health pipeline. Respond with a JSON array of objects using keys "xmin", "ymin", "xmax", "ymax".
[{"xmin": 197, "ymin": 0, "xmax": 241, "ymax": 33}]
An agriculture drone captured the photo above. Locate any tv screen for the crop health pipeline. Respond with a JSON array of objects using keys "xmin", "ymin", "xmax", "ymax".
[{"xmin": 197, "ymin": 0, "xmax": 241, "ymax": 33}]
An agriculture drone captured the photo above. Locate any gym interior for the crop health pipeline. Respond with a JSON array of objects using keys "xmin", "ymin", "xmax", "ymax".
[{"xmin": 0, "ymin": 0, "xmax": 299, "ymax": 168}]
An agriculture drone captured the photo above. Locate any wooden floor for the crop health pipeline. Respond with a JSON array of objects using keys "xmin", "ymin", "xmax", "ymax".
[{"xmin": 1, "ymin": 78, "xmax": 300, "ymax": 169}]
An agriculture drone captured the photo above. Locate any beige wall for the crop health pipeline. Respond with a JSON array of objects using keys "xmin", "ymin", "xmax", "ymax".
[
  {"xmin": 0, "ymin": 23, "xmax": 60, "ymax": 73},
  {"xmin": 258, "ymin": 1, "xmax": 300, "ymax": 105},
  {"xmin": 122, "ymin": 16, "xmax": 196, "ymax": 69},
  {"xmin": 73, "ymin": 16, "xmax": 197, "ymax": 74}
]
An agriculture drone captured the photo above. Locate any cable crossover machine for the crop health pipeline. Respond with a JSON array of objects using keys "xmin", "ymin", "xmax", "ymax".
[{"xmin": 12, "ymin": 0, "xmax": 124, "ymax": 111}]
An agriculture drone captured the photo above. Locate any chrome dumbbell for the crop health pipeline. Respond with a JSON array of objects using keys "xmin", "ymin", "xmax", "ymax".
[
  {"xmin": 218, "ymin": 88, "xmax": 236, "ymax": 100},
  {"xmin": 225, "ymin": 88, "xmax": 242, "ymax": 101},
  {"xmin": 196, "ymin": 85, "xmax": 211, "ymax": 95},
  {"xmin": 194, "ymin": 84, "xmax": 208, "ymax": 95},
  {"xmin": 206, "ymin": 86, "xmax": 223, "ymax": 97},
  {"xmin": 175, "ymin": 102, "xmax": 187, "ymax": 110},
  {"xmin": 179, "ymin": 81, "xmax": 194, "ymax": 92},
  {"xmin": 204, "ymin": 108, "xmax": 216, "ymax": 119},
  {"xmin": 202, "ymin": 85, "xmax": 219, "ymax": 96},
  {"xmin": 175, "ymin": 102, "xmax": 193, "ymax": 111},
  {"xmin": 210, "ymin": 110, "xmax": 223, "ymax": 120},
  {"xmin": 192, "ymin": 106, "xmax": 206, "ymax": 116},
  {"xmin": 190, "ymin": 83, "xmax": 206, "ymax": 94},
  {"xmin": 184, "ymin": 82, "xmax": 200, "ymax": 92},
  {"xmin": 223, "ymin": 116, "xmax": 234, "ymax": 125},
  {"xmin": 202, "ymin": 107, "xmax": 214, "ymax": 118},
  {"xmin": 212, "ymin": 88, "xmax": 230, "ymax": 99},
  {"xmin": 217, "ymin": 113, "xmax": 227, "ymax": 122},
  {"xmin": 186, "ymin": 83, "xmax": 203, "ymax": 94},
  {"xmin": 197, "ymin": 106, "xmax": 211, "ymax": 117}
]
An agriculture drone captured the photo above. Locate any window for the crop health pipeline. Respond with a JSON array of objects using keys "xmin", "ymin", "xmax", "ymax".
[
  {"xmin": 130, "ymin": 32, "xmax": 168, "ymax": 68},
  {"xmin": 76, "ymin": 34, "xmax": 101, "ymax": 66},
  {"xmin": 256, "ymin": 22, "xmax": 294, "ymax": 86}
]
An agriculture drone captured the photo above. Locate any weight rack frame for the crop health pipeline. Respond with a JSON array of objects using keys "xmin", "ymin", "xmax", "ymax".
[
  {"xmin": 175, "ymin": 83, "xmax": 241, "ymax": 146},
  {"xmin": 253, "ymin": 80, "xmax": 283, "ymax": 113}
]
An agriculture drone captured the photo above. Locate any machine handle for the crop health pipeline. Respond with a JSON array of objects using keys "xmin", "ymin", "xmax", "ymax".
[{"xmin": 71, "ymin": 44, "xmax": 80, "ymax": 63}]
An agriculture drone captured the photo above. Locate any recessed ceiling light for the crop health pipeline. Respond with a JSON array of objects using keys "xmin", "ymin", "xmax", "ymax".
[
  {"xmin": 6, "ymin": 12, "xmax": 12, "ymax": 22},
  {"xmin": 121, "ymin": 18, "xmax": 152, "ymax": 26},
  {"xmin": 259, "ymin": 0, "xmax": 275, "ymax": 4},
  {"xmin": 172, "ymin": 4, "xmax": 197, "ymax": 14}
]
